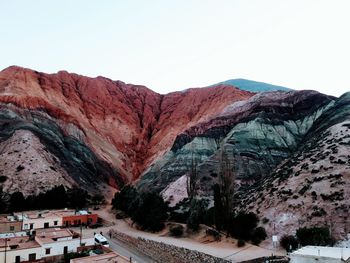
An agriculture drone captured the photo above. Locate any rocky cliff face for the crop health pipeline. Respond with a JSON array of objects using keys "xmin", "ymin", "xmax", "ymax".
[
  {"xmin": 0, "ymin": 66, "xmax": 252, "ymax": 195},
  {"xmin": 240, "ymin": 92, "xmax": 350, "ymax": 238},
  {"xmin": 139, "ymin": 90, "xmax": 335, "ymax": 194}
]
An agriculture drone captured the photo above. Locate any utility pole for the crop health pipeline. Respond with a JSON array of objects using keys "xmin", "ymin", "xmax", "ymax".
[
  {"xmin": 79, "ymin": 224, "xmax": 82, "ymax": 246},
  {"xmin": 4, "ymin": 238, "xmax": 8, "ymax": 263}
]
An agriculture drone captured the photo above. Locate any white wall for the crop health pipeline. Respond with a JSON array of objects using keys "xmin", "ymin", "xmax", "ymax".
[
  {"xmin": 0, "ymin": 246, "xmax": 42, "ymax": 263},
  {"xmin": 39, "ymin": 237, "xmax": 94, "ymax": 258},
  {"xmin": 22, "ymin": 217, "xmax": 62, "ymax": 230},
  {"xmin": 0, "ymin": 238, "xmax": 94, "ymax": 263}
]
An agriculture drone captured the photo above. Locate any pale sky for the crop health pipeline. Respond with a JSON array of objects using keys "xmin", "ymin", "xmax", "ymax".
[{"xmin": 1, "ymin": 0, "xmax": 349, "ymax": 96}]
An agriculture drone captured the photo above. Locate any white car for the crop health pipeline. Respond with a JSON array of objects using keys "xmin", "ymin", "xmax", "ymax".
[{"xmin": 94, "ymin": 233, "xmax": 109, "ymax": 247}]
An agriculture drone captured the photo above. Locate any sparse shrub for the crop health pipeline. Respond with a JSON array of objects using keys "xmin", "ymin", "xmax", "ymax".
[
  {"xmin": 262, "ymin": 217, "xmax": 269, "ymax": 224},
  {"xmin": 298, "ymin": 184, "xmax": 311, "ymax": 195},
  {"xmin": 206, "ymin": 228, "xmax": 221, "ymax": 240},
  {"xmin": 169, "ymin": 224, "xmax": 184, "ymax": 237},
  {"xmin": 311, "ymin": 206, "xmax": 327, "ymax": 217},
  {"xmin": 237, "ymin": 239, "xmax": 245, "ymax": 247},
  {"xmin": 16, "ymin": 165, "xmax": 25, "ymax": 172},
  {"xmin": 0, "ymin": 176, "xmax": 7, "ymax": 183},
  {"xmin": 320, "ymin": 191, "xmax": 344, "ymax": 201}
]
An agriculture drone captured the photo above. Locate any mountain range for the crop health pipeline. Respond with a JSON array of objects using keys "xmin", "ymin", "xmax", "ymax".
[{"xmin": 0, "ymin": 66, "xmax": 349, "ymax": 238}]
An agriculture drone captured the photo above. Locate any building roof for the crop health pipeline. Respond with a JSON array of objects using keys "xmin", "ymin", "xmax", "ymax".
[
  {"xmin": 0, "ymin": 236, "xmax": 41, "ymax": 250},
  {"xmin": 0, "ymin": 232, "xmax": 27, "ymax": 238},
  {"xmin": 291, "ymin": 246, "xmax": 350, "ymax": 260},
  {"xmin": 14, "ymin": 210, "xmax": 61, "ymax": 220},
  {"xmin": 13, "ymin": 209, "xmax": 96, "ymax": 220},
  {"xmin": 70, "ymin": 252, "xmax": 130, "ymax": 263},
  {"xmin": 35, "ymin": 228, "xmax": 76, "ymax": 244},
  {"xmin": 0, "ymin": 215, "xmax": 22, "ymax": 223}
]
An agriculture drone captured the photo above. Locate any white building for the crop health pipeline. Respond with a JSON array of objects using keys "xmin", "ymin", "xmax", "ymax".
[
  {"xmin": 0, "ymin": 228, "xmax": 94, "ymax": 263},
  {"xmin": 0, "ymin": 236, "xmax": 42, "ymax": 263},
  {"xmin": 15, "ymin": 210, "xmax": 62, "ymax": 230},
  {"xmin": 35, "ymin": 228, "xmax": 94, "ymax": 257},
  {"xmin": 290, "ymin": 246, "xmax": 350, "ymax": 263}
]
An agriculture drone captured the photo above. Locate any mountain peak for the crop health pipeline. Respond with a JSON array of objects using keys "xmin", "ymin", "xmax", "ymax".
[{"xmin": 212, "ymin": 78, "xmax": 291, "ymax": 93}]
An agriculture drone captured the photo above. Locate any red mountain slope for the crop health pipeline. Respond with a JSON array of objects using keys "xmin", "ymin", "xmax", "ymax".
[{"xmin": 0, "ymin": 66, "xmax": 254, "ymax": 182}]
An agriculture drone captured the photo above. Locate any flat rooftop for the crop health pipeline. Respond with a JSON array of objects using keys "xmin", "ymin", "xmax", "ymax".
[
  {"xmin": 35, "ymin": 228, "xmax": 76, "ymax": 244},
  {"xmin": 0, "ymin": 215, "xmax": 21, "ymax": 223},
  {"xmin": 0, "ymin": 232, "xmax": 27, "ymax": 238},
  {"xmin": 13, "ymin": 209, "xmax": 96, "ymax": 220},
  {"xmin": 291, "ymin": 246, "xmax": 350, "ymax": 260},
  {"xmin": 70, "ymin": 252, "xmax": 130, "ymax": 263},
  {"xmin": 0, "ymin": 236, "xmax": 40, "ymax": 250}
]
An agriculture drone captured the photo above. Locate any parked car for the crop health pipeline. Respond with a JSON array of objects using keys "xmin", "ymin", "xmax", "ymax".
[{"xmin": 94, "ymin": 233, "xmax": 109, "ymax": 247}]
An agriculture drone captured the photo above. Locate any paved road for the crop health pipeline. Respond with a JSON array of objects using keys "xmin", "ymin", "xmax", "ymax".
[
  {"xmin": 74, "ymin": 225, "xmax": 154, "ymax": 263},
  {"xmin": 106, "ymin": 235, "xmax": 155, "ymax": 263}
]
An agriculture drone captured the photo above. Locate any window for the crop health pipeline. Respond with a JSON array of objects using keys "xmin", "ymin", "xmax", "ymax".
[
  {"xmin": 54, "ymin": 220, "xmax": 58, "ymax": 226},
  {"xmin": 10, "ymin": 226, "xmax": 15, "ymax": 231},
  {"xmin": 45, "ymin": 248, "xmax": 51, "ymax": 255},
  {"xmin": 24, "ymin": 224, "xmax": 28, "ymax": 229},
  {"xmin": 44, "ymin": 222, "xmax": 49, "ymax": 228},
  {"xmin": 15, "ymin": 255, "xmax": 20, "ymax": 263},
  {"xmin": 28, "ymin": 253, "xmax": 36, "ymax": 261},
  {"xmin": 63, "ymin": 246, "xmax": 68, "ymax": 254}
]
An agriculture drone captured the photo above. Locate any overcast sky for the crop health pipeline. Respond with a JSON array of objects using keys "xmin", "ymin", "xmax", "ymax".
[{"xmin": 1, "ymin": 0, "xmax": 349, "ymax": 96}]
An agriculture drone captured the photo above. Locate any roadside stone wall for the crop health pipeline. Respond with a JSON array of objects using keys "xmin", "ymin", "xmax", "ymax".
[{"xmin": 110, "ymin": 230, "xmax": 230, "ymax": 263}]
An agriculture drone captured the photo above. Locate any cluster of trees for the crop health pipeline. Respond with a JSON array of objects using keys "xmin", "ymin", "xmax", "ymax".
[
  {"xmin": 0, "ymin": 185, "xmax": 101, "ymax": 212},
  {"xmin": 111, "ymin": 185, "xmax": 168, "ymax": 232},
  {"xmin": 111, "ymin": 148, "xmax": 266, "ymax": 245},
  {"xmin": 280, "ymin": 226, "xmax": 335, "ymax": 252},
  {"xmin": 184, "ymin": 197, "xmax": 266, "ymax": 244}
]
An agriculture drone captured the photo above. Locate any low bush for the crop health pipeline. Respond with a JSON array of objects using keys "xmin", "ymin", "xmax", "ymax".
[
  {"xmin": 280, "ymin": 235, "xmax": 298, "ymax": 252},
  {"xmin": 251, "ymin": 227, "xmax": 267, "ymax": 245},
  {"xmin": 169, "ymin": 224, "xmax": 184, "ymax": 237},
  {"xmin": 237, "ymin": 239, "xmax": 246, "ymax": 247}
]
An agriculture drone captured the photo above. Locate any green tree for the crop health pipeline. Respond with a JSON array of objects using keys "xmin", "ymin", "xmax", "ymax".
[
  {"xmin": 187, "ymin": 198, "xmax": 206, "ymax": 231},
  {"xmin": 186, "ymin": 153, "xmax": 198, "ymax": 201},
  {"xmin": 296, "ymin": 227, "xmax": 334, "ymax": 246},
  {"xmin": 111, "ymin": 185, "xmax": 139, "ymax": 215},
  {"xmin": 251, "ymin": 226, "xmax": 267, "ymax": 245},
  {"xmin": 67, "ymin": 188, "xmax": 88, "ymax": 209},
  {"xmin": 280, "ymin": 235, "xmax": 298, "ymax": 252},
  {"xmin": 213, "ymin": 184, "xmax": 225, "ymax": 231},
  {"xmin": 229, "ymin": 212, "xmax": 259, "ymax": 240},
  {"xmin": 0, "ymin": 187, "xmax": 8, "ymax": 213},
  {"xmin": 131, "ymin": 192, "xmax": 168, "ymax": 232},
  {"xmin": 9, "ymin": 192, "xmax": 26, "ymax": 212}
]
